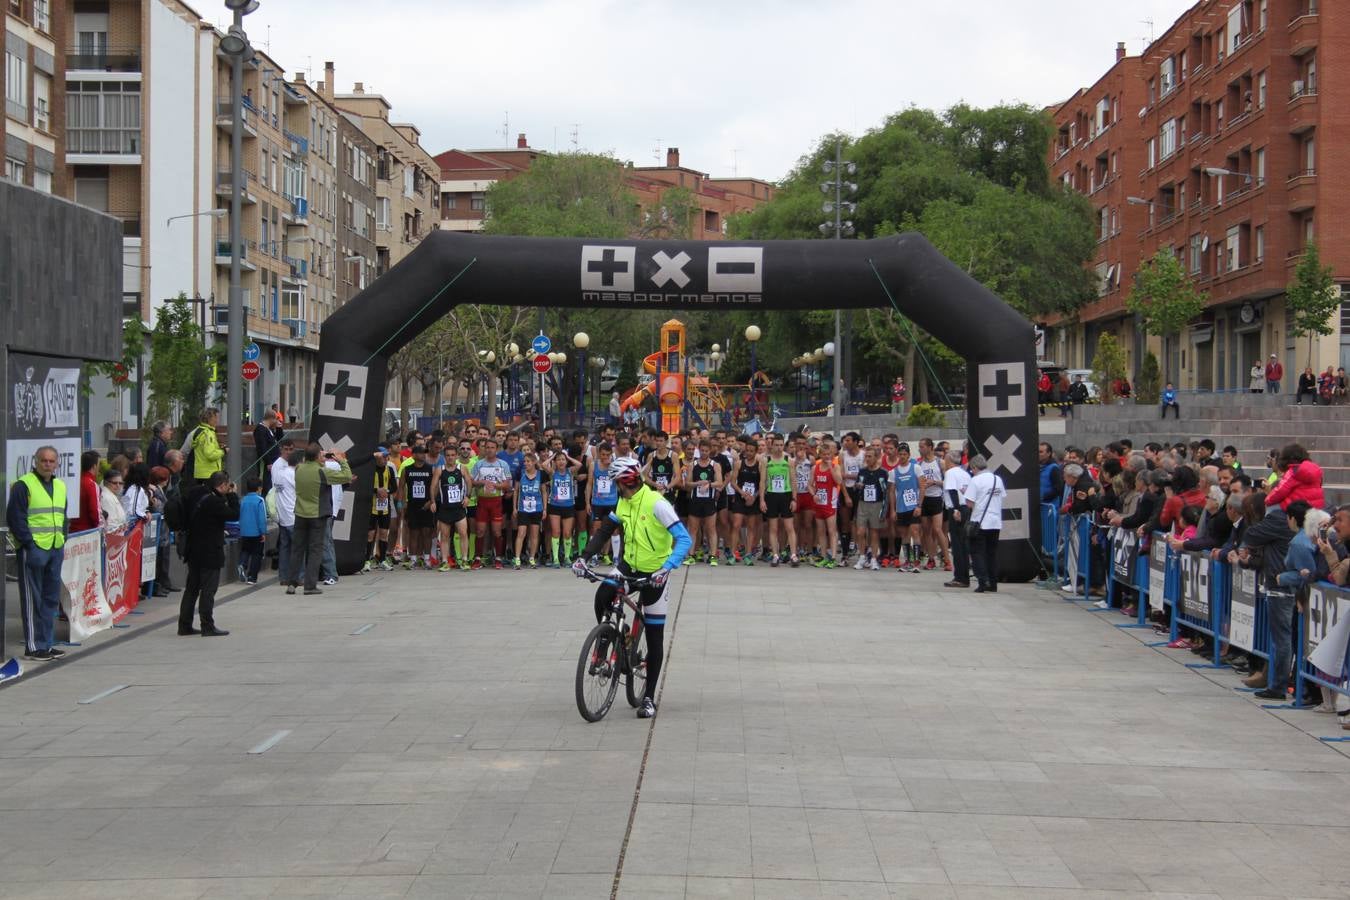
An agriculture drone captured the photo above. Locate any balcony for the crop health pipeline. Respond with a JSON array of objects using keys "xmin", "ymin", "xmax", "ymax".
[
  {"xmin": 215, "ymin": 101, "xmax": 257, "ymax": 138},
  {"xmin": 1289, "ymin": 11, "xmax": 1319, "ymax": 56},
  {"xmin": 1288, "ymin": 83, "xmax": 1318, "ymax": 133},
  {"xmin": 66, "ymin": 45, "xmax": 142, "ymax": 73},
  {"xmin": 214, "ymin": 169, "xmax": 258, "ymax": 205},
  {"xmin": 66, "ymin": 126, "xmax": 141, "ymax": 164},
  {"xmin": 282, "ymin": 129, "xmax": 308, "ymax": 158},
  {"xmin": 109, "ymin": 210, "xmax": 141, "ymax": 237},
  {"xmin": 282, "ymin": 82, "xmax": 307, "ymax": 106},
  {"xmin": 214, "ymin": 238, "xmax": 258, "ymax": 271},
  {"xmin": 1287, "ymin": 170, "xmax": 1317, "ymax": 211},
  {"xmin": 281, "ymin": 256, "xmax": 308, "ymax": 284}
]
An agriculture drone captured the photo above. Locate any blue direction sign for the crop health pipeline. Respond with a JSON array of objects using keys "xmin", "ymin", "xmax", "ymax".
[
  {"xmin": 531, "ymin": 334, "xmax": 552, "ymax": 355},
  {"xmin": 243, "ymin": 341, "xmax": 261, "ymax": 362}
]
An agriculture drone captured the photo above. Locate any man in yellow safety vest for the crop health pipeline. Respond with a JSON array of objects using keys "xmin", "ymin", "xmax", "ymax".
[{"xmin": 6, "ymin": 446, "xmax": 69, "ymax": 661}]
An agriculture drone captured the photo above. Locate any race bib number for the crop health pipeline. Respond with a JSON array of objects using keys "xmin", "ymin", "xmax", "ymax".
[
  {"xmin": 863, "ymin": 484, "xmax": 878, "ymax": 503},
  {"xmin": 446, "ymin": 484, "xmax": 463, "ymax": 504},
  {"xmin": 411, "ymin": 481, "xmax": 427, "ymax": 500},
  {"xmin": 656, "ymin": 476, "xmax": 669, "ymax": 488},
  {"xmin": 741, "ymin": 482, "xmax": 757, "ymax": 499},
  {"xmin": 375, "ymin": 496, "xmax": 390, "ymax": 513},
  {"xmin": 522, "ymin": 495, "xmax": 538, "ymax": 513},
  {"xmin": 696, "ymin": 482, "xmax": 711, "ymax": 498},
  {"xmin": 595, "ymin": 476, "xmax": 611, "ymax": 495},
  {"xmin": 770, "ymin": 475, "xmax": 787, "ymax": 493},
  {"xmin": 814, "ymin": 488, "xmax": 828, "ymax": 505},
  {"xmin": 556, "ymin": 482, "xmax": 571, "ymax": 501},
  {"xmin": 902, "ymin": 489, "xmax": 919, "ymax": 507}
]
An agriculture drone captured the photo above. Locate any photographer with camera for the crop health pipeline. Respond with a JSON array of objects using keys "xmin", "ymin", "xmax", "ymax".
[
  {"xmin": 179, "ymin": 472, "xmax": 240, "ymax": 636},
  {"xmin": 289, "ymin": 444, "xmax": 353, "ymax": 596}
]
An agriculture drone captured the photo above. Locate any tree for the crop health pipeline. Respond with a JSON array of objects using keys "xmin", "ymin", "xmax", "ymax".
[
  {"xmin": 1090, "ymin": 332, "xmax": 1128, "ymax": 403},
  {"xmin": 1286, "ymin": 241, "xmax": 1338, "ymax": 366},
  {"xmin": 145, "ymin": 293, "xmax": 214, "ymax": 429},
  {"xmin": 1125, "ymin": 249, "xmax": 1207, "ymax": 380},
  {"xmin": 1136, "ymin": 351, "xmax": 1161, "ymax": 404}
]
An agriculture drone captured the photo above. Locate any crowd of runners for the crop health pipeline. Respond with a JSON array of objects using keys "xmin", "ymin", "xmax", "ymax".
[{"xmin": 360, "ymin": 422, "xmax": 974, "ymax": 575}]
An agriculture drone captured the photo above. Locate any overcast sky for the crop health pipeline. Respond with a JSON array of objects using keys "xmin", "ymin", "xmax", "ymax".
[{"xmin": 227, "ymin": 0, "xmax": 1195, "ymax": 182}]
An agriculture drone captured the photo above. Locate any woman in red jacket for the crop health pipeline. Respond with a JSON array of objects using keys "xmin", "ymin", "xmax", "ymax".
[
  {"xmin": 70, "ymin": 450, "xmax": 102, "ymax": 533},
  {"xmin": 1264, "ymin": 443, "xmax": 1324, "ymax": 511}
]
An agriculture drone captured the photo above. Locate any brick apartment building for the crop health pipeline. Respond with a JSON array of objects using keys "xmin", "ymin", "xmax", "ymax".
[
  {"xmin": 1048, "ymin": 0, "xmax": 1350, "ymax": 389},
  {"xmin": 434, "ymin": 137, "xmax": 774, "ymax": 239}
]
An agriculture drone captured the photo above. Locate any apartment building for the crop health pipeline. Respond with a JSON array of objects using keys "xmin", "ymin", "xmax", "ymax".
[
  {"xmin": 1050, "ymin": 0, "xmax": 1350, "ymax": 388},
  {"xmin": 4, "ymin": 0, "xmax": 59, "ymax": 193},
  {"xmin": 326, "ymin": 63, "xmax": 438, "ymax": 279},
  {"xmin": 433, "ymin": 139, "xmax": 775, "ymax": 239},
  {"xmin": 330, "ymin": 101, "xmax": 376, "ymax": 306}
]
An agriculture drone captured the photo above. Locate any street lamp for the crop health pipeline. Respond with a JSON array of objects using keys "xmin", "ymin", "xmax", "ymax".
[
  {"xmin": 591, "ymin": 355, "xmax": 606, "ymax": 418},
  {"xmin": 220, "ymin": 0, "xmax": 259, "ymax": 472},
  {"xmin": 821, "ymin": 139, "xmax": 856, "ymax": 437},
  {"xmin": 573, "ymin": 332, "xmax": 589, "ymax": 425},
  {"xmin": 166, "ymin": 209, "xmax": 227, "ymax": 228},
  {"xmin": 744, "ymin": 325, "xmax": 761, "ymax": 418}
]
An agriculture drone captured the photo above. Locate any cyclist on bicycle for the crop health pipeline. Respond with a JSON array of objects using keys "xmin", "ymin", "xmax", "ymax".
[{"xmin": 573, "ymin": 456, "xmax": 691, "ymax": 718}]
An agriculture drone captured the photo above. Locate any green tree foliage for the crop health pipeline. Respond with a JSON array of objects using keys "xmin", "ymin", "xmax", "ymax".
[
  {"xmin": 905, "ymin": 403, "xmax": 947, "ymax": 428},
  {"xmin": 483, "ymin": 153, "xmax": 640, "ymax": 239},
  {"xmin": 1286, "ymin": 241, "xmax": 1338, "ymax": 365},
  {"xmin": 84, "ymin": 317, "xmax": 147, "ymax": 399},
  {"xmin": 145, "ymin": 293, "xmax": 213, "ymax": 427},
  {"xmin": 1090, "ymin": 332, "xmax": 1128, "ymax": 403},
  {"xmin": 730, "ymin": 105, "xmax": 1096, "ymax": 404},
  {"xmin": 1125, "ymin": 249, "xmax": 1206, "ymax": 379},
  {"xmin": 1136, "ymin": 351, "xmax": 1161, "ymax": 404}
]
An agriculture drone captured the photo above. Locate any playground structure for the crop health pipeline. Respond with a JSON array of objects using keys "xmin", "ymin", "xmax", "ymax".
[{"xmin": 619, "ymin": 318, "xmax": 772, "ymax": 431}]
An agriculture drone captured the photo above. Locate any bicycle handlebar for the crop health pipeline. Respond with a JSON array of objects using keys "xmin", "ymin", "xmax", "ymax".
[{"xmin": 576, "ymin": 562, "xmax": 654, "ymax": 589}]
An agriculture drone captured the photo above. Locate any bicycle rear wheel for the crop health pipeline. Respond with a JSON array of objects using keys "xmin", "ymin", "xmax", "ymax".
[
  {"xmin": 576, "ymin": 622, "xmax": 621, "ymax": 722},
  {"xmin": 624, "ymin": 623, "xmax": 649, "ymax": 709}
]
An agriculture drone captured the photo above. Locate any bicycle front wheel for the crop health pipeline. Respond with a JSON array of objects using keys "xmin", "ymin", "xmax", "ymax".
[
  {"xmin": 624, "ymin": 624, "xmax": 649, "ymax": 709},
  {"xmin": 576, "ymin": 622, "xmax": 621, "ymax": 723}
]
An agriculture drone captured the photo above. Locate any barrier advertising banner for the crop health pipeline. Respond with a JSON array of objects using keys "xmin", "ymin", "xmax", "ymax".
[
  {"xmin": 1228, "ymin": 567, "xmax": 1259, "ymax": 653},
  {"xmin": 105, "ymin": 522, "xmax": 144, "ymax": 622},
  {"xmin": 59, "ymin": 529, "xmax": 114, "ymax": 642},
  {"xmin": 1178, "ymin": 552, "xmax": 1211, "ymax": 622},
  {"xmin": 1307, "ymin": 584, "xmax": 1350, "ymax": 678},
  {"xmin": 1111, "ymin": 528, "xmax": 1136, "ymax": 584},
  {"xmin": 1148, "ymin": 538, "xmax": 1167, "ymax": 612},
  {"xmin": 6, "ymin": 352, "xmax": 83, "ymax": 517},
  {"xmin": 140, "ymin": 516, "xmax": 158, "ymax": 583}
]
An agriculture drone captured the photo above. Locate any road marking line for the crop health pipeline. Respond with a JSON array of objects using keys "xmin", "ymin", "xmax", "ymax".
[
  {"xmin": 248, "ymin": 729, "xmax": 291, "ymax": 755},
  {"xmin": 78, "ymin": 684, "xmax": 128, "ymax": 705}
]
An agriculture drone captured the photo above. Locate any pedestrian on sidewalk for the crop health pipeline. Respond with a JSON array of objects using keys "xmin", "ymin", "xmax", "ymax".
[
  {"xmin": 1160, "ymin": 382, "xmax": 1180, "ymax": 419},
  {"xmin": 237, "ymin": 476, "xmax": 267, "ymax": 584},
  {"xmin": 6, "ymin": 446, "xmax": 68, "ymax": 662},
  {"xmin": 1265, "ymin": 354, "xmax": 1283, "ymax": 394},
  {"xmin": 179, "ymin": 472, "xmax": 239, "ymax": 636},
  {"xmin": 289, "ymin": 445, "xmax": 352, "ymax": 595},
  {"xmin": 963, "ymin": 455, "xmax": 1005, "ymax": 594},
  {"xmin": 1248, "ymin": 360, "xmax": 1264, "ymax": 393}
]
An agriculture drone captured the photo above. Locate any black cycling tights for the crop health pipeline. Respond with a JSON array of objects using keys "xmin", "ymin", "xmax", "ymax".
[{"xmin": 593, "ymin": 582, "xmax": 664, "ymax": 703}]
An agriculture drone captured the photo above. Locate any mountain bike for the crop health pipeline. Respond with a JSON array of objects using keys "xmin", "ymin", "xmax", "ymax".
[{"xmin": 574, "ymin": 564, "xmax": 652, "ymax": 722}]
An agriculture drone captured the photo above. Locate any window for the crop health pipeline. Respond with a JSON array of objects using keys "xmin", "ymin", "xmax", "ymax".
[
  {"xmin": 1254, "ymin": 225, "xmax": 1264, "ymax": 262},
  {"xmin": 1160, "ymin": 119, "xmax": 1178, "ymax": 159},
  {"xmin": 443, "ymin": 192, "xmax": 456, "ymax": 210},
  {"xmin": 1304, "ymin": 214, "xmax": 1314, "ymax": 244},
  {"xmin": 376, "ymin": 196, "xmax": 390, "ymax": 231},
  {"xmin": 74, "ymin": 176, "xmax": 108, "ymax": 211},
  {"xmin": 73, "ymin": 12, "xmax": 108, "ymax": 56},
  {"xmin": 5, "ymin": 50, "xmax": 27, "ymax": 121},
  {"xmin": 1095, "ymin": 96, "xmax": 1110, "ymax": 134},
  {"xmin": 1258, "ymin": 0, "xmax": 1267, "ymax": 31},
  {"xmin": 66, "ymin": 82, "xmax": 141, "ymax": 155},
  {"xmin": 1098, "ymin": 206, "xmax": 1109, "ymax": 240},
  {"xmin": 1304, "ymin": 136, "xmax": 1316, "ymax": 173},
  {"xmin": 1255, "ymin": 147, "xmax": 1265, "ymax": 183},
  {"xmin": 470, "ymin": 191, "xmax": 485, "ymax": 211},
  {"xmin": 1161, "ymin": 57, "xmax": 1176, "ymax": 94},
  {"xmin": 1257, "ymin": 71, "xmax": 1267, "ymax": 108},
  {"xmin": 32, "ymin": 72, "xmax": 48, "ymax": 131},
  {"xmin": 33, "ymin": 0, "xmax": 48, "ymax": 32},
  {"xmin": 4, "ymin": 157, "xmax": 24, "ymax": 183},
  {"xmin": 1146, "ymin": 137, "xmax": 1156, "ymax": 169},
  {"xmin": 403, "ymin": 165, "xmax": 414, "ymax": 198},
  {"xmin": 1189, "ymin": 234, "xmax": 1203, "ymax": 274},
  {"xmin": 1227, "ymin": 3, "xmax": 1243, "ymax": 54},
  {"xmin": 32, "ymin": 168, "xmax": 50, "ymax": 192},
  {"xmin": 1225, "ymin": 225, "xmax": 1241, "ymax": 272}
]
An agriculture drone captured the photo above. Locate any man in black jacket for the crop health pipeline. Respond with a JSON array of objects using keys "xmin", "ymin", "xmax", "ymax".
[
  {"xmin": 179, "ymin": 472, "xmax": 240, "ymax": 637},
  {"xmin": 1238, "ymin": 503, "xmax": 1295, "ymax": 700},
  {"xmin": 252, "ymin": 410, "xmax": 284, "ymax": 492},
  {"xmin": 147, "ymin": 421, "xmax": 170, "ymax": 470}
]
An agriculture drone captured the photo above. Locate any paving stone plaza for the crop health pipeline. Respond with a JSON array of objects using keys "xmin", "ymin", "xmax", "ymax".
[{"xmin": 3, "ymin": 564, "xmax": 1350, "ymax": 899}]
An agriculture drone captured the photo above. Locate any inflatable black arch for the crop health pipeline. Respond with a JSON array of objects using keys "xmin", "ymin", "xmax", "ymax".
[{"xmin": 310, "ymin": 232, "xmax": 1041, "ymax": 579}]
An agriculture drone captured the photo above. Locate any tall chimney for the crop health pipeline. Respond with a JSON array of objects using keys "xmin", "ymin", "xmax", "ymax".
[
  {"xmin": 323, "ymin": 61, "xmax": 335, "ymax": 99},
  {"xmin": 666, "ymin": 147, "xmax": 679, "ymax": 168},
  {"xmin": 517, "ymin": 133, "xmax": 527, "ymax": 149},
  {"xmin": 353, "ymin": 82, "xmax": 364, "ymax": 94},
  {"xmin": 1116, "ymin": 41, "xmax": 1127, "ymax": 62}
]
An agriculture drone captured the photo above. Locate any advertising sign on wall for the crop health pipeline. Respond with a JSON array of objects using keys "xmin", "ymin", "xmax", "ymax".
[{"xmin": 7, "ymin": 352, "xmax": 83, "ymax": 516}]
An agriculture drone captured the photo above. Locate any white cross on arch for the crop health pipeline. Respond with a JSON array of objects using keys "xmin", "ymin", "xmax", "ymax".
[
  {"xmin": 985, "ymin": 433, "xmax": 1022, "ymax": 475},
  {"xmin": 651, "ymin": 250, "xmax": 692, "ymax": 288}
]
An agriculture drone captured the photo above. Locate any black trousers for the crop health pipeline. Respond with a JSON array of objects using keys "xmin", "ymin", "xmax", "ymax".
[
  {"xmin": 946, "ymin": 515, "xmax": 971, "ymax": 584},
  {"xmin": 290, "ymin": 516, "xmax": 326, "ymax": 589},
  {"xmin": 180, "ymin": 565, "xmax": 221, "ymax": 631},
  {"xmin": 970, "ymin": 528, "xmax": 1001, "ymax": 589}
]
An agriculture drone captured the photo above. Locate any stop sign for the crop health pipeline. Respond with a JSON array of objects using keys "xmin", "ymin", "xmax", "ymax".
[
  {"xmin": 241, "ymin": 360, "xmax": 261, "ymax": 381},
  {"xmin": 532, "ymin": 354, "xmax": 552, "ymax": 374}
]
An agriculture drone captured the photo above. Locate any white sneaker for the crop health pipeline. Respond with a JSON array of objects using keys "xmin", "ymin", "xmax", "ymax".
[
  {"xmin": 869, "ymin": 558, "xmax": 881, "ymax": 571},
  {"xmin": 1093, "ymin": 599, "xmax": 1109, "ymax": 609},
  {"xmin": 1060, "ymin": 583, "xmax": 1077, "ymax": 593},
  {"xmin": 853, "ymin": 556, "xmax": 866, "ymax": 570},
  {"xmin": 322, "ymin": 577, "xmax": 338, "ymax": 586}
]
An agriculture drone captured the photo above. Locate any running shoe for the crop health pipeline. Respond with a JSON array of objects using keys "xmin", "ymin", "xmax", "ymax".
[
  {"xmin": 513, "ymin": 557, "xmax": 522, "ymax": 570},
  {"xmin": 924, "ymin": 558, "xmax": 936, "ymax": 571},
  {"xmin": 545, "ymin": 559, "xmax": 558, "ymax": 569},
  {"xmin": 1121, "ymin": 604, "xmax": 1137, "ymax": 617},
  {"xmin": 770, "ymin": 554, "xmax": 780, "ymax": 568},
  {"xmin": 1165, "ymin": 637, "xmax": 1194, "ymax": 649},
  {"xmin": 361, "ymin": 560, "xmax": 372, "ymax": 574},
  {"xmin": 470, "ymin": 559, "xmax": 483, "ymax": 570},
  {"xmin": 943, "ymin": 560, "xmax": 953, "ymax": 572},
  {"xmin": 789, "ymin": 555, "xmax": 800, "ymax": 568},
  {"xmin": 238, "ymin": 564, "xmax": 247, "ymax": 583},
  {"xmin": 637, "ymin": 697, "xmax": 656, "ymax": 719},
  {"xmin": 379, "ymin": 559, "xmax": 393, "ymax": 571},
  {"xmin": 709, "ymin": 555, "xmax": 719, "ymax": 567},
  {"xmin": 683, "ymin": 556, "xmax": 695, "ymax": 566},
  {"xmin": 853, "ymin": 555, "xmax": 867, "ymax": 571},
  {"xmin": 869, "ymin": 558, "xmax": 881, "ymax": 571},
  {"xmin": 437, "ymin": 562, "xmax": 451, "ymax": 573},
  {"xmin": 528, "ymin": 558, "xmax": 538, "ymax": 569},
  {"xmin": 492, "ymin": 559, "xmax": 503, "ymax": 570},
  {"xmin": 744, "ymin": 554, "xmax": 755, "ymax": 566}
]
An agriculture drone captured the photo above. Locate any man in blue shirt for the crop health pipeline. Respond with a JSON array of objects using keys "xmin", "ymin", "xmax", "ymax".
[{"xmin": 1161, "ymin": 382, "xmax": 1180, "ymax": 419}]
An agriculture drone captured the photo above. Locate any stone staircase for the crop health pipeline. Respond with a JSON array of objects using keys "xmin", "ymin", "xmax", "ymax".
[{"xmin": 1059, "ymin": 392, "xmax": 1350, "ymax": 506}]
